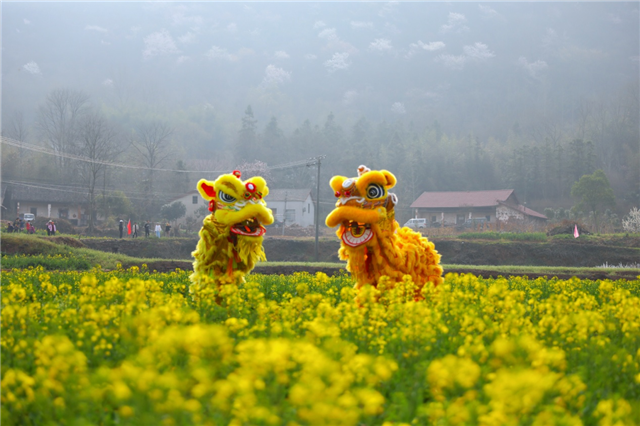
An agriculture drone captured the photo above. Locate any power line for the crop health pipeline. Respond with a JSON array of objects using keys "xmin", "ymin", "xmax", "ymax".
[
  {"xmin": 2, "ymin": 179, "xmax": 161, "ymax": 201},
  {"xmin": 2, "ymin": 178, "xmax": 192, "ymax": 199},
  {"xmin": 1, "ymin": 136, "xmax": 226, "ymax": 173},
  {"xmin": 1, "ymin": 136, "xmax": 326, "ymax": 174}
]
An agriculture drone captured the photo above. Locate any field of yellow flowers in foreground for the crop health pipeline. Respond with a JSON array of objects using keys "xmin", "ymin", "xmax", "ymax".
[{"xmin": 2, "ymin": 266, "xmax": 640, "ymax": 426}]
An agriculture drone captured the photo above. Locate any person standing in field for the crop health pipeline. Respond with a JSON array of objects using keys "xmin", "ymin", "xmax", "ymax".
[
  {"xmin": 144, "ymin": 221, "xmax": 150, "ymax": 238},
  {"xmin": 165, "ymin": 222, "xmax": 171, "ymax": 237},
  {"xmin": 119, "ymin": 219, "xmax": 124, "ymax": 238},
  {"xmin": 155, "ymin": 223, "xmax": 162, "ymax": 238},
  {"xmin": 132, "ymin": 222, "xmax": 139, "ymax": 238}
]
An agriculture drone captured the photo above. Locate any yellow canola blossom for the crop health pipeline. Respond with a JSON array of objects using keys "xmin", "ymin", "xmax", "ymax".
[{"xmin": 1, "ymin": 267, "xmax": 639, "ymax": 425}]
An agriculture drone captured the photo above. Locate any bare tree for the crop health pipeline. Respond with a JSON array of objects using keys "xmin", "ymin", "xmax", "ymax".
[
  {"xmin": 4, "ymin": 111, "xmax": 29, "ymax": 142},
  {"xmin": 2, "ymin": 111, "xmax": 30, "ymax": 180},
  {"xmin": 130, "ymin": 120, "xmax": 174, "ymax": 216},
  {"xmin": 108, "ymin": 67, "xmax": 140, "ymax": 112},
  {"xmin": 36, "ymin": 89, "xmax": 89, "ymax": 179},
  {"xmin": 77, "ymin": 111, "xmax": 122, "ymax": 231}
]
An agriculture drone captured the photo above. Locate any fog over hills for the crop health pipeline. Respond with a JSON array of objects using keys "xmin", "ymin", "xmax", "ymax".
[
  {"xmin": 1, "ymin": 2, "xmax": 639, "ymax": 225},
  {"xmin": 3, "ymin": 2, "xmax": 638, "ymax": 134}
]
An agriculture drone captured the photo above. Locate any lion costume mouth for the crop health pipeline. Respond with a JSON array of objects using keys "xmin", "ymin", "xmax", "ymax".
[
  {"xmin": 231, "ymin": 218, "xmax": 266, "ymax": 237},
  {"xmin": 341, "ymin": 221, "xmax": 373, "ymax": 247}
]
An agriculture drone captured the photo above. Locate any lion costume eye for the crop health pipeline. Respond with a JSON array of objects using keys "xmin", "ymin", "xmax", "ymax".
[
  {"xmin": 218, "ymin": 191, "xmax": 236, "ymax": 203},
  {"xmin": 366, "ymin": 183, "xmax": 385, "ymax": 199}
]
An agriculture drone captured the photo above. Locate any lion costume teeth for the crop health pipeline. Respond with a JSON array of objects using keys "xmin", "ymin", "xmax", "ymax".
[
  {"xmin": 190, "ymin": 170, "xmax": 274, "ymax": 297},
  {"xmin": 326, "ymin": 165, "xmax": 444, "ymax": 300}
]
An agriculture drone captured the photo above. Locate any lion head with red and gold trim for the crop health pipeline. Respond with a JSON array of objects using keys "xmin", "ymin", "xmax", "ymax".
[{"xmin": 196, "ymin": 170, "xmax": 274, "ymax": 237}]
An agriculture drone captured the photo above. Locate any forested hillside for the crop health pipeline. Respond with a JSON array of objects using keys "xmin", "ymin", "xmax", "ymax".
[{"xmin": 1, "ymin": 2, "xmax": 638, "ymax": 227}]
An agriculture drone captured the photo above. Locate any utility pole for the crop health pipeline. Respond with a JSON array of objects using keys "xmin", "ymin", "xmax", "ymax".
[{"xmin": 307, "ymin": 155, "xmax": 326, "ymax": 262}]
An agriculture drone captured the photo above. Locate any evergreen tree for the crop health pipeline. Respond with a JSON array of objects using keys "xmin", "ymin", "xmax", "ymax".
[
  {"xmin": 568, "ymin": 139, "xmax": 596, "ymax": 183},
  {"xmin": 541, "ymin": 139, "xmax": 553, "ymax": 199},
  {"xmin": 235, "ymin": 106, "xmax": 258, "ymax": 164},
  {"xmin": 344, "ymin": 117, "xmax": 373, "ymax": 170},
  {"xmin": 322, "ymin": 112, "xmax": 345, "ymax": 170},
  {"xmin": 261, "ymin": 116, "xmax": 285, "ymax": 165},
  {"xmin": 571, "ymin": 169, "xmax": 616, "ymax": 233}
]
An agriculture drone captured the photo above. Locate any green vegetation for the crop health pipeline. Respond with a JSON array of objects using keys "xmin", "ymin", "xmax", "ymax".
[
  {"xmin": 257, "ymin": 261, "xmax": 346, "ymax": 269},
  {"xmin": 161, "ymin": 201, "xmax": 187, "ymax": 223},
  {"xmin": 443, "ymin": 264, "xmax": 640, "ymax": 278},
  {"xmin": 2, "ymin": 268, "xmax": 639, "ymax": 425},
  {"xmin": 1, "ymin": 233, "xmax": 163, "ymax": 270},
  {"xmin": 571, "ymin": 169, "xmax": 616, "ymax": 233},
  {"xmin": 2, "ymin": 231, "xmax": 638, "ymax": 280},
  {"xmin": 1, "ymin": 254, "xmax": 92, "ymax": 270}
]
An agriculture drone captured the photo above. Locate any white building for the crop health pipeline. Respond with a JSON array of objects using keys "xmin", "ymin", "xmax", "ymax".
[
  {"xmin": 1, "ymin": 182, "xmax": 89, "ymax": 225},
  {"xmin": 166, "ymin": 188, "xmax": 316, "ymax": 228},
  {"xmin": 266, "ymin": 189, "xmax": 315, "ymax": 227},
  {"xmin": 164, "ymin": 190, "xmax": 206, "ymax": 226}
]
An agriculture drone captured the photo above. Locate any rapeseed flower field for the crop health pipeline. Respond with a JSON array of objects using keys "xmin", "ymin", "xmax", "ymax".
[{"xmin": 2, "ymin": 265, "xmax": 639, "ymax": 425}]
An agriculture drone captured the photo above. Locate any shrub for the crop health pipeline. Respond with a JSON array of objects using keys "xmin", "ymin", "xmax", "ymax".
[
  {"xmin": 622, "ymin": 207, "xmax": 640, "ymax": 233},
  {"xmin": 1, "ymin": 254, "xmax": 92, "ymax": 270}
]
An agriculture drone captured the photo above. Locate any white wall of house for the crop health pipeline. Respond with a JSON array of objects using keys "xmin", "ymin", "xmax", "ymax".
[
  {"xmin": 418, "ymin": 209, "xmax": 497, "ymax": 226},
  {"xmin": 496, "ymin": 205, "xmax": 524, "ymax": 221},
  {"xmin": 268, "ymin": 194, "xmax": 314, "ymax": 227},
  {"xmin": 166, "ymin": 191, "xmax": 207, "ymax": 226},
  {"xmin": 165, "ymin": 191, "xmax": 316, "ymax": 227},
  {"xmin": 16, "ymin": 202, "xmax": 86, "ymax": 224}
]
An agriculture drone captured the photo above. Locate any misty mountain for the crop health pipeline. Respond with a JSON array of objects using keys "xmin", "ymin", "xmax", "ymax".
[
  {"xmin": 3, "ymin": 2, "xmax": 637, "ymax": 133},
  {"xmin": 1, "ymin": 2, "xmax": 639, "ymax": 225}
]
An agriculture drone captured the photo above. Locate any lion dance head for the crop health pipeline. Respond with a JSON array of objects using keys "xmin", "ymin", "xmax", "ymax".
[
  {"xmin": 190, "ymin": 170, "xmax": 274, "ymax": 296},
  {"xmin": 326, "ymin": 165, "xmax": 443, "ymax": 300}
]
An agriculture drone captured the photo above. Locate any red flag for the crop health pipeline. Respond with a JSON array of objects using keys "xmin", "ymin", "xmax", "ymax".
[
  {"xmin": 127, "ymin": 219, "xmax": 132, "ymax": 235},
  {"xmin": 574, "ymin": 224, "xmax": 579, "ymax": 238}
]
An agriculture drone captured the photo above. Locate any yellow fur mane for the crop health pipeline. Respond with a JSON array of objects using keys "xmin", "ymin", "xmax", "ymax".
[
  {"xmin": 189, "ymin": 171, "xmax": 273, "ymax": 297},
  {"xmin": 327, "ymin": 165, "xmax": 443, "ymax": 299}
]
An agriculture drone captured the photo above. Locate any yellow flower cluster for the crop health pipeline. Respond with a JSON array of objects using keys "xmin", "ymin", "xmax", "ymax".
[{"xmin": 2, "ymin": 267, "xmax": 639, "ymax": 425}]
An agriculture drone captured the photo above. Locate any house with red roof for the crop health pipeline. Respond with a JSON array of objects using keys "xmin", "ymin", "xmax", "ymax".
[{"xmin": 409, "ymin": 189, "xmax": 547, "ymax": 227}]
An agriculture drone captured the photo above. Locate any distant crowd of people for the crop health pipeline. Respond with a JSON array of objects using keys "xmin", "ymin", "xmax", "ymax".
[
  {"xmin": 118, "ymin": 220, "xmax": 177, "ymax": 238},
  {"xmin": 5, "ymin": 217, "xmax": 57, "ymax": 235},
  {"xmin": 5, "ymin": 215, "xmax": 181, "ymax": 239}
]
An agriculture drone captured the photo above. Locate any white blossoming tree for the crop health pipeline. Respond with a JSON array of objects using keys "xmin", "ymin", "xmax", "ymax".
[{"xmin": 622, "ymin": 207, "xmax": 640, "ymax": 233}]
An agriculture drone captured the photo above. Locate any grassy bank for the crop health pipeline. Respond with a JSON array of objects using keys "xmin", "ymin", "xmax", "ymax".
[
  {"xmin": 2, "ymin": 233, "xmax": 638, "ymax": 280},
  {"xmin": 1, "ymin": 233, "xmax": 163, "ymax": 270}
]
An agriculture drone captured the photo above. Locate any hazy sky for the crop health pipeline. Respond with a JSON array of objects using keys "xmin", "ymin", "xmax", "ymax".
[{"xmin": 2, "ymin": 2, "xmax": 639, "ymax": 131}]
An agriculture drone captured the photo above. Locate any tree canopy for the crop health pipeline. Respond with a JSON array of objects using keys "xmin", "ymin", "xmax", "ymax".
[
  {"xmin": 161, "ymin": 201, "xmax": 187, "ymax": 223},
  {"xmin": 571, "ymin": 169, "xmax": 616, "ymax": 233}
]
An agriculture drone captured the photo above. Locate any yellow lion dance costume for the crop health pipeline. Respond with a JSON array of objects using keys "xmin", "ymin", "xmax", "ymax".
[
  {"xmin": 190, "ymin": 170, "xmax": 274, "ymax": 295},
  {"xmin": 326, "ymin": 165, "xmax": 443, "ymax": 300}
]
